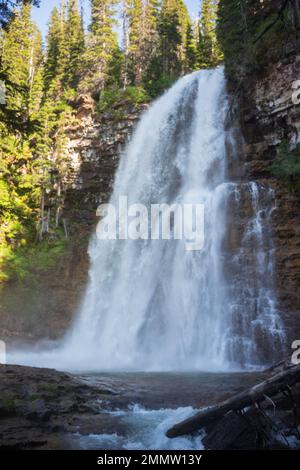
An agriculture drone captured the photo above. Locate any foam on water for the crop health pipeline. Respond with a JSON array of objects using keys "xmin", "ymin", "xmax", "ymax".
[{"xmin": 73, "ymin": 405, "xmax": 203, "ymax": 450}]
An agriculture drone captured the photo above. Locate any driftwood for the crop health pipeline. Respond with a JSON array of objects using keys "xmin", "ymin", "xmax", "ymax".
[{"xmin": 166, "ymin": 363, "xmax": 300, "ymax": 438}]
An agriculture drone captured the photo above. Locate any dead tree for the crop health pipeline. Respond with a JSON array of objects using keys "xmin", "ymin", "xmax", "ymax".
[{"xmin": 166, "ymin": 363, "xmax": 300, "ymax": 438}]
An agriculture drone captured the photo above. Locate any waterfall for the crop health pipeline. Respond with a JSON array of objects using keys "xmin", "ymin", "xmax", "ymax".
[
  {"xmin": 59, "ymin": 66, "xmax": 285, "ymax": 371},
  {"xmin": 8, "ymin": 67, "xmax": 286, "ymax": 370},
  {"xmin": 224, "ymin": 182, "xmax": 285, "ymax": 367}
]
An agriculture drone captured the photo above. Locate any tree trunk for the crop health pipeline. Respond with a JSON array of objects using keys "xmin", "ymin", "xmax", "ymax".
[{"xmin": 166, "ymin": 364, "xmax": 300, "ymax": 438}]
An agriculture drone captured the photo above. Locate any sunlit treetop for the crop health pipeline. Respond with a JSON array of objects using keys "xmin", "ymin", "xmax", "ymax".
[{"xmin": 0, "ymin": 0, "xmax": 40, "ymax": 27}]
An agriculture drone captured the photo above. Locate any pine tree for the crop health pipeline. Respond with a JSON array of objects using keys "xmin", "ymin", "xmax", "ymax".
[
  {"xmin": 80, "ymin": 0, "xmax": 120, "ymax": 96},
  {"xmin": 44, "ymin": 6, "xmax": 66, "ymax": 93},
  {"xmin": 123, "ymin": 0, "xmax": 161, "ymax": 87},
  {"xmin": 0, "ymin": 0, "xmax": 40, "ymax": 28},
  {"xmin": 123, "ymin": 0, "xmax": 144, "ymax": 85},
  {"xmin": 156, "ymin": 0, "xmax": 192, "ymax": 79},
  {"xmin": 197, "ymin": 0, "xmax": 223, "ymax": 68},
  {"xmin": 64, "ymin": 0, "xmax": 85, "ymax": 90},
  {"xmin": 142, "ymin": 0, "xmax": 195, "ymax": 96},
  {"xmin": 159, "ymin": 0, "xmax": 182, "ymax": 77},
  {"xmin": 44, "ymin": 1, "xmax": 85, "ymax": 96},
  {"xmin": 185, "ymin": 22, "xmax": 197, "ymax": 72},
  {"xmin": 142, "ymin": 0, "xmax": 160, "ymax": 77},
  {"xmin": 28, "ymin": 25, "xmax": 43, "ymax": 118},
  {"xmin": 0, "ymin": 3, "xmax": 44, "ymax": 131},
  {"xmin": 0, "ymin": 4, "xmax": 47, "ymax": 275},
  {"xmin": 1, "ymin": 4, "xmax": 34, "ymax": 117}
]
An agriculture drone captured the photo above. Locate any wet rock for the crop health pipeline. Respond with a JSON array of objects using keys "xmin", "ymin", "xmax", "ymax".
[
  {"xmin": 227, "ymin": 53, "xmax": 300, "ymax": 350},
  {"xmin": 16, "ymin": 399, "xmax": 52, "ymax": 422},
  {"xmin": 0, "ymin": 364, "xmax": 120, "ymax": 450}
]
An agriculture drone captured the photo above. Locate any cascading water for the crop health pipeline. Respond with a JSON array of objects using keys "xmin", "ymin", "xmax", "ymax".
[
  {"xmin": 59, "ymin": 66, "xmax": 285, "ymax": 371},
  {"xmin": 8, "ymin": 67, "xmax": 285, "ymax": 371},
  {"xmin": 66, "ymin": 67, "xmax": 230, "ymax": 370},
  {"xmin": 224, "ymin": 182, "xmax": 285, "ymax": 367}
]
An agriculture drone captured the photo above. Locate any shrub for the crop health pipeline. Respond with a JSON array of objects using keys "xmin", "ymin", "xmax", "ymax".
[
  {"xmin": 271, "ymin": 141, "xmax": 300, "ymax": 192},
  {"xmin": 97, "ymin": 86, "xmax": 149, "ymax": 114}
]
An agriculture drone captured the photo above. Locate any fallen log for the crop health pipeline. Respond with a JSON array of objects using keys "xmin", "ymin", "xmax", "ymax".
[{"xmin": 166, "ymin": 363, "xmax": 300, "ymax": 438}]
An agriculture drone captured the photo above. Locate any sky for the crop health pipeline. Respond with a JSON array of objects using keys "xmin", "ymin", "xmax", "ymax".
[{"xmin": 32, "ymin": 0, "xmax": 200, "ymax": 40}]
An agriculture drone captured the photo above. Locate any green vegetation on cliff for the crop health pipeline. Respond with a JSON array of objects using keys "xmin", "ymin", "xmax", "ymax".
[
  {"xmin": 271, "ymin": 141, "xmax": 300, "ymax": 192},
  {"xmin": 217, "ymin": 0, "xmax": 299, "ymax": 82},
  {"xmin": 1, "ymin": 0, "xmax": 299, "ymax": 285},
  {"xmin": 0, "ymin": 0, "xmax": 224, "ymax": 284},
  {"xmin": 0, "ymin": 2, "xmax": 78, "ymax": 284},
  {"xmin": 217, "ymin": 0, "xmax": 300, "ymax": 192}
]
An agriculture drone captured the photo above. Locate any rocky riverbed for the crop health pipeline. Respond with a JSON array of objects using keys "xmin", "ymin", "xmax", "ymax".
[
  {"xmin": 0, "ymin": 364, "xmax": 120, "ymax": 449},
  {"xmin": 1, "ymin": 363, "xmax": 299, "ymax": 450}
]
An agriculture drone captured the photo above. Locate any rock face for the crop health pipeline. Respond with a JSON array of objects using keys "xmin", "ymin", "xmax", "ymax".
[
  {"xmin": 226, "ymin": 53, "xmax": 300, "ymax": 353},
  {"xmin": 63, "ymin": 96, "xmax": 147, "ymax": 229},
  {"xmin": 0, "ymin": 97, "xmax": 146, "ymax": 341},
  {"xmin": 0, "ymin": 364, "xmax": 118, "ymax": 449}
]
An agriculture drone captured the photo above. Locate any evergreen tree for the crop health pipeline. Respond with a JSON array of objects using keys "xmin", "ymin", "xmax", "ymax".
[
  {"xmin": 64, "ymin": 0, "xmax": 85, "ymax": 90},
  {"xmin": 44, "ymin": 6, "xmax": 66, "ymax": 93},
  {"xmin": 0, "ymin": 4, "xmax": 46, "ymax": 277},
  {"xmin": 80, "ymin": 0, "xmax": 120, "ymax": 96},
  {"xmin": 123, "ymin": 0, "xmax": 144, "ymax": 85},
  {"xmin": 197, "ymin": 0, "xmax": 223, "ymax": 68},
  {"xmin": 144, "ymin": 0, "xmax": 160, "ymax": 55},
  {"xmin": 44, "ymin": 1, "xmax": 85, "ymax": 95},
  {"xmin": 0, "ymin": 0, "xmax": 40, "ymax": 28},
  {"xmin": 123, "ymin": 0, "xmax": 161, "ymax": 87},
  {"xmin": 1, "ymin": 3, "xmax": 34, "ymax": 118},
  {"xmin": 160, "ymin": 0, "xmax": 192, "ymax": 75},
  {"xmin": 185, "ymin": 22, "xmax": 197, "ymax": 72},
  {"xmin": 28, "ymin": 24, "xmax": 43, "ymax": 117},
  {"xmin": 159, "ymin": 0, "xmax": 182, "ymax": 77}
]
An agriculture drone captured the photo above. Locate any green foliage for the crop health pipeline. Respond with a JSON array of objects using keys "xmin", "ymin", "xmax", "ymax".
[
  {"xmin": 271, "ymin": 141, "xmax": 300, "ymax": 192},
  {"xmin": 3, "ymin": 398, "xmax": 16, "ymax": 412},
  {"xmin": 3, "ymin": 235, "xmax": 70, "ymax": 283},
  {"xmin": 122, "ymin": 0, "xmax": 196, "ymax": 94},
  {"xmin": 217, "ymin": 0, "xmax": 295, "ymax": 81},
  {"xmin": 44, "ymin": 0, "xmax": 85, "ymax": 96},
  {"xmin": 0, "ymin": 0, "xmax": 232, "ymax": 286},
  {"xmin": 144, "ymin": 72, "xmax": 177, "ymax": 98},
  {"xmin": 79, "ymin": 0, "xmax": 120, "ymax": 96},
  {"xmin": 197, "ymin": 0, "xmax": 223, "ymax": 69},
  {"xmin": 0, "ymin": 2, "xmax": 78, "ymax": 284},
  {"xmin": 97, "ymin": 85, "xmax": 150, "ymax": 113},
  {"xmin": 64, "ymin": 0, "xmax": 85, "ymax": 89},
  {"xmin": 0, "ymin": 1, "xmax": 40, "ymax": 28},
  {"xmin": 123, "ymin": 0, "xmax": 144, "ymax": 85},
  {"xmin": 158, "ymin": 0, "xmax": 194, "ymax": 77}
]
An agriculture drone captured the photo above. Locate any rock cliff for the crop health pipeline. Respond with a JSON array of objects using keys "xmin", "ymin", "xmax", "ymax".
[
  {"xmin": 0, "ymin": 96, "xmax": 146, "ymax": 341},
  {"xmin": 226, "ymin": 52, "xmax": 300, "ymax": 354}
]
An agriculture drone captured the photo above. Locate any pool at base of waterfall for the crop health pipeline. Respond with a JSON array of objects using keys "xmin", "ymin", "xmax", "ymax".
[
  {"xmin": 68, "ymin": 371, "xmax": 265, "ymax": 450},
  {"xmin": 72, "ymin": 405, "xmax": 202, "ymax": 450}
]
